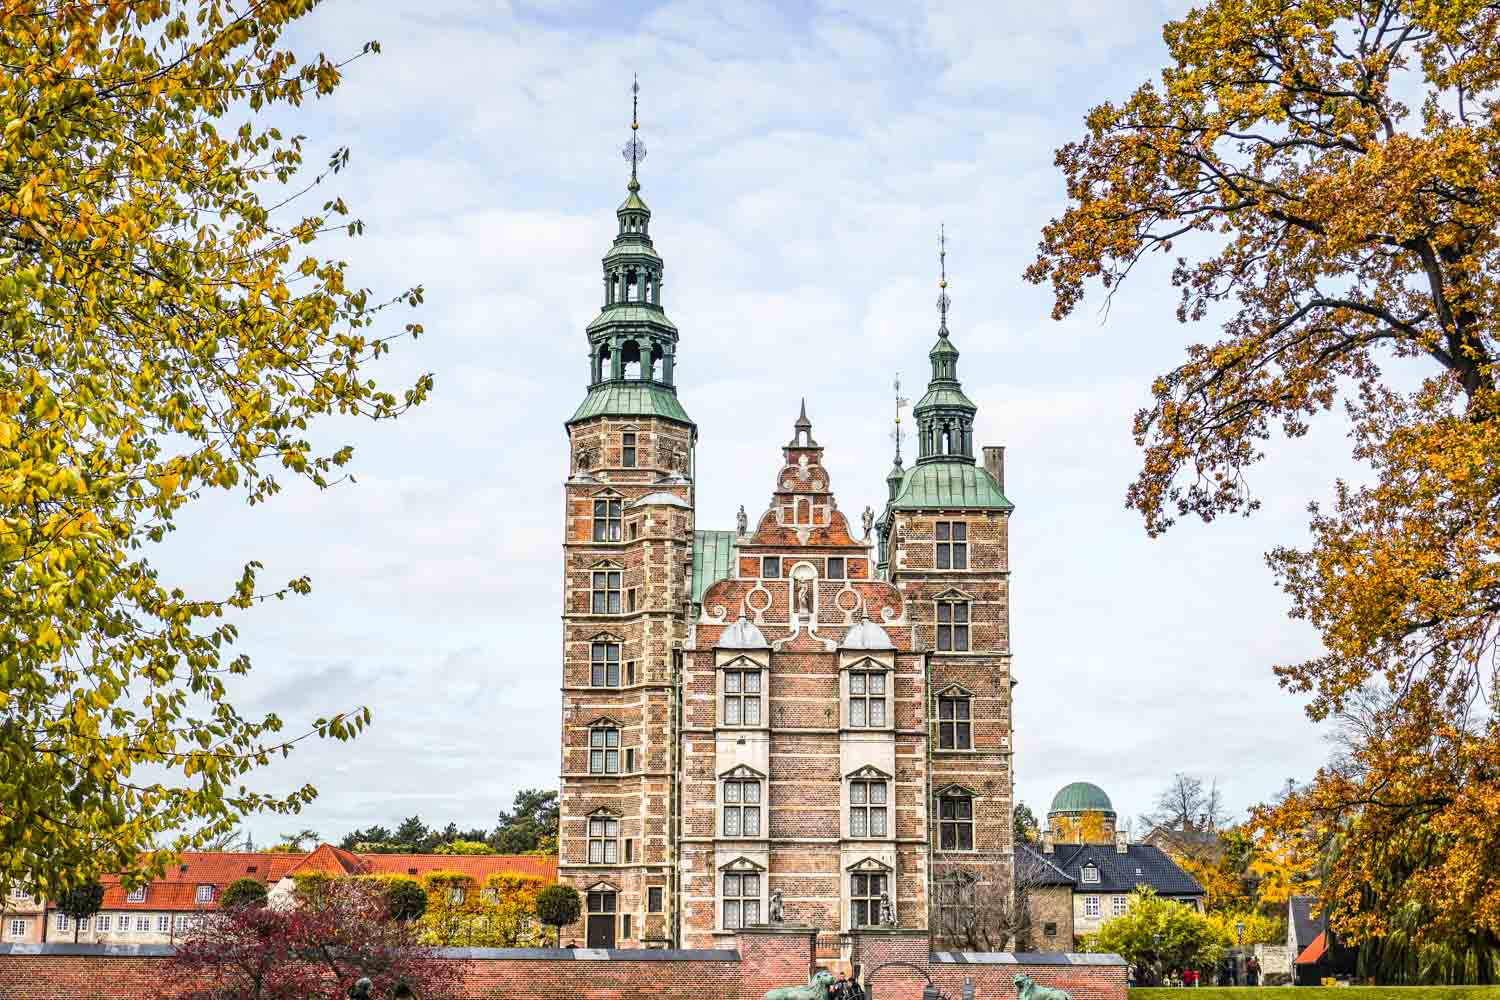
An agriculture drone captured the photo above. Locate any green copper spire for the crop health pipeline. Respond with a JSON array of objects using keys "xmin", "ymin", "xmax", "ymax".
[
  {"xmin": 569, "ymin": 76, "xmax": 692, "ymax": 427},
  {"xmin": 913, "ymin": 225, "xmax": 977, "ymax": 464}
]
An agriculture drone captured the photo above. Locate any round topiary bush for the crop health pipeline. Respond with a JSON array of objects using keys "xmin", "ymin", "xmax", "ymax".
[
  {"xmin": 534, "ymin": 884, "xmax": 581, "ymax": 947},
  {"xmin": 220, "ymin": 877, "xmax": 269, "ymax": 909}
]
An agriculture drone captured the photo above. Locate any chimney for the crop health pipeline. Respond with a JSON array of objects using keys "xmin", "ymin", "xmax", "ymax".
[
  {"xmin": 1115, "ymin": 830, "xmax": 1129, "ymax": 854},
  {"xmin": 1042, "ymin": 832, "xmax": 1055, "ymax": 855},
  {"xmin": 983, "ymin": 446, "xmax": 1005, "ymax": 493}
]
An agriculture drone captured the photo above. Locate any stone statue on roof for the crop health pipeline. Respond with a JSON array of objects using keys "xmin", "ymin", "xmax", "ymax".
[
  {"xmin": 737, "ymin": 505, "xmax": 748, "ymax": 536},
  {"xmin": 861, "ymin": 506, "xmax": 874, "ymax": 539}
]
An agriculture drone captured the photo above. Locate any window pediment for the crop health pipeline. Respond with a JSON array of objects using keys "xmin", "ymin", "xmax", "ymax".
[
  {"xmin": 846, "ymin": 856, "xmax": 892, "ymax": 873},
  {"xmin": 588, "ymin": 631, "xmax": 624, "ymax": 644},
  {"xmin": 590, "ymin": 559, "xmax": 623, "ymax": 570},
  {"xmin": 842, "ymin": 655, "xmax": 892, "ymax": 672},
  {"xmin": 935, "ymin": 683, "xmax": 974, "ymax": 699},
  {"xmin": 934, "ymin": 587, "xmax": 975, "ymax": 602},
  {"xmin": 718, "ymin": 856, "xmax": 766, "ymax": 873},
  {"xmin": 590, "ymin": 487, "xmax": 625, "ymax": 499},
  {"xmin": 719, "ymin": 653, "xmax": 768, "ymax": 670},
  {"xmin": 934, "ymin": 783, "xmax": 977, "ymax": 799},
  {"xmin": 845, "ymin": 764, "xmax": 892, "ymax": 781},
  {"xmin": 585, "ymin": 879, "xmax": 619, "ymax": 893},
  {"xmin": 718, "ymin": 763, "xmax": 766, "ymax": 780},
  {"xmin": 584, "ymin": 715, "xmax": 624, "ymax": 729},
  {"xmin": 586, "ymin": 807, "xmax": 620, "ymax": 818}
]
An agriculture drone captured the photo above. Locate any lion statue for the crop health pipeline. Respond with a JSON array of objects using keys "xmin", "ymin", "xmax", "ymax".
[
  {"xmin": 1014, "ymin": 975, "xmax": 1072, "ymax": 1000},
  {"xmin": 765, "ymin": 970, "xmax": 835, "ymax": 1000}
]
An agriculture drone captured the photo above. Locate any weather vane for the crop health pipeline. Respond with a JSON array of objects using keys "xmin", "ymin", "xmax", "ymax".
[
  {"xmin": 892, "ymin": 373, "xmax": 909, "ymax": 463},
  {"xmin": 622, "ymin": 74, "xmax": 647, "ymax": 186},
  {"xmin": 937, "ymin": 223, "xmax": 950, "ymax": 334}
]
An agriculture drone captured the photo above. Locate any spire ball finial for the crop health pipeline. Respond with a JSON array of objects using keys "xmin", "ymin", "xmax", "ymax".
[
  {"xmin": 622, "ymin": 75, "xmax": 646, "ymax": 185},
  {"xmin": 937, "ymin": 224, "xmax": 951, "ymax": 334}
]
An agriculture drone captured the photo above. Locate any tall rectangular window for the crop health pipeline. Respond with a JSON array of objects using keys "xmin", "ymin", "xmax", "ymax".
[
  {"xmin": 849, "ymin": 779, "xmax": 888, "ymax": 837},
  {"xmin": 592, "ymin": 499, "xmax": 622, "ymax": 542},
  {"xmin": 156, "ymin": 914, "xmax": 170, "ymax": 933},
  {"xmin": 850, "ymin": 873, "xmax": 887, "ymax": 927},
  {"xmin": 939, "ymin": 795, "xmax": 974, "ymax": 850},
  {"xmin": 722, "ymin": 872, "xmax": 760, "ymax": 929},
  {"xmin": 937, "ymin": 601, "xmax": 970, "ymax": 651},
  {"xmin": 136, "ymin": 916, "xmax": 150, "ymax": 932},
  {"xmin": 622, "ymin": 432, "xmax": 637, "ymax": 467},
  {"xmin": 936, "ymin": 877, "xmax": 976, "ymax": 938},
  {"xmin": 849, "ymin": 671, "xmax": 887, "ymax": 727},
  {"xmin": 761, "ymin": 556, "xmax": 780, "ymax": 579},
  {"xmin": 938, "ymin": 696, "xmax": 972, "ymax": 749},
  {"xmin": 1084, "ymin": 895, "xmax": 1100, "ymax": 918},
  {"xmin": 96, "ymin": 915, "xmax": 111, "ymax": 933},
  {"xmin": 648, "ymin": 887, "xmax": 663, "ymax": 912},
  {"xmin": 935, "ymin": 521, "xmax": 968, "ymax": 569},
  {"xmin": 6, "ymin": 918, "xmax": 24, "ymax": 938},
  {"xmin": 1113, "ymin": 895, "xmax": 1129, "ymax": 916},
  {"xmin": 722, "ymin": 778, "xmax": 762, "ymax": 836},
  {"xmin": 589, "ymin": 728, "xmax": 620, "ymax": 773},
  {"xmin": 54, "ymin": 914, "xmax": 69, "ymax": 931},
  {"xmin": 588, "ymin": 815, "xmax": 619, "ymax": 863},
  {"xmin": 826, "ymin": 557, "xmax": 845, "ymax": 580},
  {"xmin": 591, "ymin": 642, "xmax": 621, "ymax": 686},
  {"xmin": 592, "ymin": 571, "xmax": 622, "ymax": 614},
  {"xmin": 723, "ymin": 668, "xmax": 763, "ymax": 726}
]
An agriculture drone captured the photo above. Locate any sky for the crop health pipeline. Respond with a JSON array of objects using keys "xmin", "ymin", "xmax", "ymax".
[{"xmin": 156, "ymin": 0, "xmax": 1359, "ymax": 847}]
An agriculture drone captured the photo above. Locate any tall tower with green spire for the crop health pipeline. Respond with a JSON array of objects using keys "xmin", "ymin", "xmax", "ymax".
[
  {"xmin": 559, "ymin": 78, "xmax": 695, "ymax": 951},
  {"xmin": 568, "ymin": 74, "xmax": 692, "ymax": 427},
  {"xmin": 879, "ymin": 229, "xmax": 1017, "ymax": 951}
]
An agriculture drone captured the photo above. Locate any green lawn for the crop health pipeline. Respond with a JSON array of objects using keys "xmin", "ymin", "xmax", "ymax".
[{"xmin": 1131, "ymin": 990, "xmax": 1500, "ymax": 1000}]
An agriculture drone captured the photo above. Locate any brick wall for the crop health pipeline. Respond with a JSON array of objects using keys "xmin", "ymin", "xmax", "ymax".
[{"xmin": 0, "ymin": 932, "xmax": 1125, "ymax": 1000}]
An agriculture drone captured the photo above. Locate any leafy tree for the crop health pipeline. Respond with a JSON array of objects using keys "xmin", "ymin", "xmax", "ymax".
[
  {"xmin": 220, "ymin": 877, "xmax": 268, "ymax": 911},
  {"xmin": 416, "ymin": 871, "xmax": 547, "ymax": 948},
  {"xmin": 1205, "ymin": 909, "xmax": 1285, "ymax": 947},
  {"xmin": 1012, "ymin": 802, "xmax": 1039, "ymax": 846},
  {"xmin": 535, "ymin": 883, "xmax": 581, "ymax": 947},
  {"xmin": 393, "ymin": 816, "xmax": 432, "ymax": 852},
  {"xmin": 1086, "ymin": 887, "xmax": 1225, "ymax": 984},
  {"xmin": 492, "ymin": 790, "xmax": 560, "ymax": 855},
  {"xmin": 276, "ymin": 829, "xmax": 321, "ymax": 854},
  {"xmin": 57, "ymin": 881, "xmax": 104, "ymax": 942},
  {"xmin": 339, "ymin": 826, "xmax": 392, "ymax": 852},
  {"xmin": 0, "ymin": 1, "xmax": 428, "ymax": 898},
  {"xmin": 1138, "ymin": 774, "xmax": 1225, "ymax": 843},
  {"xmin": 164, "ymin": 880, "xmax": 458, "ymax": 1000},
  {"xmin": 1029, "ymin": 0, "xmax": 1500, "ymax": 960},
  {"xmin": 433, "ymin": 840, "xmax": 495, "ymax": 856}
]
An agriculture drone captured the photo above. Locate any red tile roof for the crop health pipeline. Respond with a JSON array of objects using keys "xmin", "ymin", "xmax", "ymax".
[
  {"xmin": 360, "ymin": 853, "xmax": 557, "ymax": 882},
  {"xmin": 1295, "ymin": 930, "xmax": 1329, "ymax": 965},
  {"xmin": 88, "ymin": 847, "xmax": 555, "ymax": 912}
]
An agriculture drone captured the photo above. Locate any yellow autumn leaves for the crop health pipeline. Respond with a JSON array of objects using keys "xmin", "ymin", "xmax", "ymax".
[{"xmin": 0, "ymin": 1, "xmax": 427, "ymax": 899}]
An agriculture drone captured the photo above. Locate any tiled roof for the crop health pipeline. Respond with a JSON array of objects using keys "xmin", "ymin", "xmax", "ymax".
[
  {"xmin": 1045, "ymin": 843, "xmax": 1203, "ymax": 897},
  {"xmin": 568, "ymin": 382, "xmax": 691, "ymax": 425},
  {"xmin": 691, "ymin": 529, "xmax": 736, "ymax": 603},
  {"xmin": 283, "ymin": 844, "xmax": 367, "ymax": 878},
  {"xmin": 84, "ymin": 848, "xmax": 556, "ymax": 912},
  {"xmin": 1296, "ymin": 930, "xmax": 1329, "ymax": 965},
  {"xmin": 889, "ymin": 461, "xmax": 1012, "ymax": 511},
  {"xmin": 360, "ymin": 854, "xmax": 557, "ymax": 882}
]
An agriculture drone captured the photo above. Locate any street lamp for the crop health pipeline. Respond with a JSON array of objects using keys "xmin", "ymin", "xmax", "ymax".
[{"xmin": 1235, "ymin": 920, "xmax": 1245, "ymax": 947}]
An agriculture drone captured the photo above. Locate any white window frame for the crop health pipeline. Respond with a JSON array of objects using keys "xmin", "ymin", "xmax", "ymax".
[
  {"xmin": 54, "ymin": 913, "xmax": 69, "ymax": 931},
  {"xmin": 7, "ymin": 918, "xmax": 24, "ymax": 937},
  {"xmin": 1084, "ymin": 895, "xmax": 1101, "ymax": 918},
  {"xmin": 156, "ymin": 914, "xmax": 170, "ymax": 933},
  {"xmin": 848, "ymin": 670, "xmax": 888, "ymax": 728},
  {"xmin": 195, "ymin": 884, "xmax": 214, "ymax": 904},
  {"xmin": 588, "ymin": 814, "xmax": 620, "ymax": 864},
  {"xmin": 848, "ymin": 778, "xmax": 889, "ymax": 838},
  {"xmin": 96, "ymin": 915, "xmax": 111, "ymax": 933},
  {"xmin": 721, "ymin": 775, "xmax": 763, "ymax": 837},
  {"xmin": 937, "ymin": 599, "xmax": 970, "ymax": 651},
  {"xmin": 1081, "ymin": 863, "xmax": 1100, "ymax": 883},
  {"xmin": 721, "ymin": 666, "xmax": 763, "ymax": 727},
  {"xmin": 173, "ymin": 914, "xmax": 187, "ymax": 931},
  {"xmin": 1112, "ymin": 894, "xmax": 1129, "ymax": 916},
  {"xmin": 126, "ymin": 887, "xmax": 146, "ymax": 903},
  {"xmin": 135, "ymin": 915, "xmax": 150, "ymax": 932},
  {"xmin": 721, "ymin": 870, "xmax": 761, "ymax": 930},
  {"xmin": 588, "ymin": 726, "xmax": 621, "ymax": 773}
]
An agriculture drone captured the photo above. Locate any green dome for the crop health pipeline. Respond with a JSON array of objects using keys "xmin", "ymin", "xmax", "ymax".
[{"xmin": 1050, "ymin": 781, "xmax": 1114, "ymax": 814}]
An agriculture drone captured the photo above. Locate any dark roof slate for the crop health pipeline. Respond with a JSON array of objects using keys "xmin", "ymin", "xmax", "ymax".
[
  {"xmin": 1044, "ymin": 842, "xmax": 1203, "ymax": 897},
  {"xmin": 1016, "ymin": 845, "xmax": 1077, "ymax": 887},
  {"xmin": 1290, "ymin": 895, "xmax": 1323, "ymax": 950}
]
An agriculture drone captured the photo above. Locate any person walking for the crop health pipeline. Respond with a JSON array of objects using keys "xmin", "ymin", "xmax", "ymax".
[{"xmin": 1246, "ymin": 956, "xmax": 1261, "ymax": 987}]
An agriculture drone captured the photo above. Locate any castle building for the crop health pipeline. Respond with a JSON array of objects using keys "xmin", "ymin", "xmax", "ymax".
[{"xmin": 557, "ymin": 88, "xmax": 1015, "ymax": 952}]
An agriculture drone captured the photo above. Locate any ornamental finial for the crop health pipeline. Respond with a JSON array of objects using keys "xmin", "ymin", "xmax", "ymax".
[
  {"xmin": 937, "ymin": 224, "xmax": 950, "ymax": 336},
  {"xmin": 622, "ymin": 74, "xmax": 647, "ymax": 191},
  {"xmin": 892, "ymin": 372, "xmax": 909, "ymax": 464}
]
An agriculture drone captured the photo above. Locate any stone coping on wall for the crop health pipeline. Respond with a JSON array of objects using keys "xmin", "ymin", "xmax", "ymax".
[
  {"xmin": 0, "ymin": 942, "xmax": 740, "ymax": 962},
  {"xmin": 930, "ymin": 952, "xmax": 1127, "ymax": 966}
]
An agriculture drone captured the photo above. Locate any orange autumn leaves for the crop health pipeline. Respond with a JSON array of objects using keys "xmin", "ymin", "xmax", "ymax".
[{"xmin": 1030, "ymin": 0, "xmax": 1500, "ymax": 950}]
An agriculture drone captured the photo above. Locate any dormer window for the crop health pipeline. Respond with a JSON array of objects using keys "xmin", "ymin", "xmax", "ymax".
[
  {"xmin": 194, "ymin": 884, "xmax": 214, "ymax": 904},
  {"xmin": 126, "ymin": 887, "xmax": 146, "ymax": 903},
  {"xmin": 1082, "ymin": 863, "xmax": 1100, "ymax": 884}
]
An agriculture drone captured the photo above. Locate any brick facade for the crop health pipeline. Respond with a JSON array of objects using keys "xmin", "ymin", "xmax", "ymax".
[{"xmin": 0, "ymin": 935, "xmax": 1125, "ymax": 1000}]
